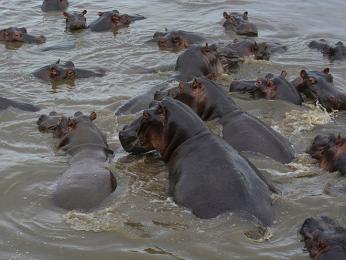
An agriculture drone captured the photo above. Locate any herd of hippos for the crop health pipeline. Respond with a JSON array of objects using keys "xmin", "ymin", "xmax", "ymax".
[{"xmin": 2, "ymin": 0, "xmax": 346, "ymax": 258}]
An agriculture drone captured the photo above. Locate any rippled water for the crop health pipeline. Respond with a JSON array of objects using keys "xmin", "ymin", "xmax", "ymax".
[{"xmin": 1, "ymin": 0, "xmax": 346, "ymax": 259}]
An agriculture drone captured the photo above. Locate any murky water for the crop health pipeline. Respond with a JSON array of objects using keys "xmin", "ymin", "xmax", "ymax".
[{"xmin": 1, "ymin": 0, "xmax": 346, "ymax": 259}]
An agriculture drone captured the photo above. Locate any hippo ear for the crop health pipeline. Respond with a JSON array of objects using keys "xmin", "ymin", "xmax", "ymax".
[
  {"xmin": 323, "ymin": 68, "xmax": 330, "ymax": 74},
  {"xmin": 56, "ymin": 59, "xmax": 60, "ymax": 64},
  {"xmin": 300, "ymin": 70, "xmax": 308, "ymax": 79},
  {"xmin": 49, "ymin": 111, "xmax": 58, "ymax": 116},
  {"xmin": 267, "ymin": 80, "xmax": 276, "ymax": 89},
  {"xmin": 63, "ymin": 12, "xmax": 70, "ymax": 18},
  {"xmin": 281, "ymin": 70, "xmax": 288, "ymax": 78},
  {"xmin": 223, "ymin": 12, "xmax": 230, "ymax": 19},
  {"xmin": 65, "ymin": 61, "xmax": 75, "ymax": 68},
  {"xmin": 19, "ymin": 27, "xmax": 27, "ymax": 33},
  {"xmin": 165, "ymin": 27, "xmax": 168, "ymax": 32},
  {"xmin": 82, "ymin": 10, "xmax": 87, "ymax": 15},
  {"xmin": 97, "ymin": 12, "xmax": 104, "ymax": 16},
  {"xmin": 89, "ymin": 111, "xmax": 97, "ymax": 121},
  {"xmin": 157, "ymin": 103, "xmax": 166, "ymax": 117},
  {"xmin": 201, "ymin": 43, "xmax": 210, "ymax": 54},
  {"xmin": 243, "ymin": 11, "xmax": 248, "ymax": 20}
]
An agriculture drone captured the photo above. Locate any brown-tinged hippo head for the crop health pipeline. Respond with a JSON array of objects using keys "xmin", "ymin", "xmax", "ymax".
[
  {"xmin": 37, "ymin": 111, "xmax": 70, "ymax": 138},
  {"xmin": 137, "ymin": 98, "xmax": 206, "ymax": 161},
  {"xmin": 153, "ymin": 30, "xmax": 205, "ymax": 51},
  {"xmin": 41, "ymin": 0, "xmax": 69, "ymax": 12},
  {"xmin": 0, "ymin": 27, "xmax": 46, "ymax": 44},
  {"xmin": 309, "ymin": 39, "xmax": 346, "ymax": 60},
  {"xmin": 63, "ymin": 10, "xmax": 87, "ymax": 31},
  {"xmin": 299, "ymin": 216, "xmax": 346, "ymax": 260},
  {"xmin": 33, "ymin": 59, "xmax": 77, "ymax": 82},
  {"xmin": 293, "ymin": 68, "xmax": 346, "ymax": 111},
  {"xmin": 223, "ymin": 11, "xmax": 258, "ymax": 36}
]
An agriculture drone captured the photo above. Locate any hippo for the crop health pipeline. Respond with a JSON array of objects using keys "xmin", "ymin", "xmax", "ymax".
[
  {"xmin": 37, "ymin": 111, "xmax": 116, "ymax": 210},
  {"xmin": 151, "ymin": 30, "xmax": 206, "ymax": 51},
  {"xmin": 63, "ymin": 10, "xmax": 87, "ymax": 31},
  {"xmin": 292, "ymin": 68, "xmax": 346, "ymax": 111},
  {"xmin": 300, "ymin": 216, "xmax": 346, "ymax": 259},
  {"xmin": 222, "ymin": 11, "xmax": 258, "ymax": 36},
  {"xmin": 134, "ymin": 98, "xmax": 274, "ymax": 225},
  {"xmin": 41, "ymin": 0, "xmax": 69, "ymax": 12},
  {"xmin": 0, "ymin": 27, "xmax": 46, "ymax": 44},
  {"xmin": 309, "ymin": 39, "xmax": 346, "ymax": 60},
  {"xmin": 32, "ymin": 59, "xmax": 105, "ymax": 83},
  {"xmin": 307, "ymin": 134, "xmax": 346, "ymax": 176},
  {"xmin": 0, "ymin": 97, "xmax": 39, "ymax": 112},
  {"xmin": 88, "ymin": 10, "xmax": 146, "ymax": 32},
  {"xmin": 230, "ymin": 71, "xmax": 303, "ymax": 105}
]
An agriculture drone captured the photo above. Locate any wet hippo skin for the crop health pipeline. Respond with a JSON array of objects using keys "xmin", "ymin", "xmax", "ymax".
[
  {"xmin": 307, "ymin": 134, "xmax": 346, "ymax": 176},
  {"xmin": 0, "ymin": 27, "xmax": 46, "ymax": 44},
  {"xmin": 300, "ymin": 216, "xmax": 346, "ymax": 260},
  {"xmin": 292, "ymin": 68, "xmax": 346, "ymax": 111},
  {"xmin": 223, "ymin": 11, "xmax": 258, "ymax": 36},
  {"xmin": 37, "ymin": 111, "xmax": 116, "ymax": 210},
  {"xmin": 64, "ymin": 10, "xmax": 88, "ymax": 31},
  {"xmin": 230, "ymin": 71, "xmax": 303, "ymax": 105},
  {"xmin": 41, "ymin": 0, "xmax": 69, "ymax": 12},
  {"xmin": 135, "ymin": 98, "xmax": 274, "ymax": 225},
  {"xmin": 0, "ymin": 97, "xmax": 40, "ymax": 112},
  {"xmin": 309, "ymin": 39, "xmax": 346, "ymax": 60}
]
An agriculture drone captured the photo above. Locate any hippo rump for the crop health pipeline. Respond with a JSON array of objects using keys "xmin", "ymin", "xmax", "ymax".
[
  {"xmin": 151, "ymin": 30, "xmax": 206, "ymax": 51},
  {"xmin": 0, "ymin": 97, "xmax": 39, "ymax": 112},
  {"xmin": 88, "ymin": 10, "xmax": 146, "ymax": 32},
  {"xmin": 222, "ymin": 11, "xmax": 258, "ymax": 36},
  {"xmin": 307, "ymin": 134, "xmax": 346, "ymax": 176},
  {"xmin": 230, "ymin": 71, "xmax": 303, "ymax": 105},
  {"xmin": 32, "ymin": 59, "xmax": 105, "ymax": 83},
  {"xmin": 37, "ymin": 111, "xmax": 116, "ymax": 210},
  {"xmin": 0, "ymin": 27, "xmax": 46, "ymax": 44},
  {"xmin": 309, "ymin": 39, "xmax": 346, "ymax": 60},
  {"xmin": 114, "ymin": 43, "xmax": 230, "ymax": 115},
  {"xmin": 63, "ymin": 10, "xmax": 88, "ymax": 31},
  {"xmin": 41, "ymin": 0, "xmax": 69, "ymax": 12},
  {"xmin": 292, "ymin": 68, "xmax": 346, "ymax": 111},
  {"xmin": 300, "ymin": 216, "xmax": 346, "ymax": 259},
  {"xmin": 134, "ymin": 98, "xmax": 274, "ymax": 225}
]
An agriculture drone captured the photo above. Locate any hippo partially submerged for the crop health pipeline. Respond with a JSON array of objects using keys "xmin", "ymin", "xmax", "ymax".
[
  {"xmin": 309, "ymin": 39, "xmax": 346, "ymax": 60},
  {"xmin": 0, "ymin": 97, "xmax": 39, "ymax": 112},
  {"xmin": 223, "ymin": 11, "xmax": 258, "ymax": 36},
  {"xmin": 88, "ymin": 10, "xmax": 146, "ymax": 32},
  {"xmin": 37, "ymin": 111, "xmax": 116, "ymax": 210},
  {"xmin": 292, "ymin": 68, "xmax": 346, "ymax": 111},
  {"xmin": 0, "ymin": 27, "xmax": 46, "ymax": 44},
  {"xmin": 33, "ymin": 59, "xmax": 105, "ymax": 83},
  {"xmin": 133, "ymin": 98, "xmax": 274, "ymax": 225},
  {"xmin": 300, "ymin": 216, "xmax": 346, "ymax": 259},
  {"xmin": 230, "ymin": 71, "xmax": 303, "ymax": 105},
  {"xmin": 63, "ymin": 10, "xmax": 88, "ymax": 31},
  {"xmin": 41, "ymin": 0, "xmax": 69, "ymax": 12},
  {"xmin": 307, "ymin": 134, "xmax": 346, "ymax": 176}
]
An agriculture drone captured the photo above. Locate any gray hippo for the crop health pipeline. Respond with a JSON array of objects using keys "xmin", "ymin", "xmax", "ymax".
[
  {"xmin": 41, "ymin": 0, "xmax": 69, "ymax": 12},
  {"xmin": 307, "ymin": 134, "xmax": 346, "ymax": 176},
  {"xmin": 230, "ymin": 71, "xmax": 303, "ymax": 105},
  {"xmin": 32, "ymin": 59, "xmax": 105, "ymax": 83},
  {"xmin": 0, "ymin": 27, "xmax": 46, "ymax": 44},
  {"xmin": 223, "ymin": 11, "xmax": 258, "ymax": 36},
  {"xmin": 309, "ymin": 39, "xmax": 346, "ymax": 60},
  {"xmin": 37, "ymin": 111, "xmax": 116, "ymax": 210},
  {"xmin": 300, "ymin": 216, "xmax": 346, "ymax": 259},
  {"xmin": 0, "ymin": 97, "xmax": 39, "ymax": 112},
  {"xmin": 134, "ymin": 98, "xmax": 274, "ymax": 225},
  {"xmin": 63, "ymin": 10, "xmax": 88, "ymax": 31},
  {"xmin": 292, "ymin": 68, "xmax": 346, "ymax": 111},
  {"xmin": 88, "ymin": 10, "xmax": 145, "ymax": 32}
]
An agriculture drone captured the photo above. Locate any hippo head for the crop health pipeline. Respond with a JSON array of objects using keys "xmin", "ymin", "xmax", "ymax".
[
  {"xmin": 322, "ymin": 42, "xmax": 345, "ymax": 60},
  {"xmin": 251, "ymin": 71, "xmax": 288, "ymax": 98},
  {"xmin": 48, "ymin": 60, "xmax": 76, "ymax": 81},
  {"xmin": 0, "ymin": 27, "xmax": 45, "ymax": 44},
  {"xmin": 294, "ymin": 68, "xmax": 346, "ymax": 111},
  {"xmin": 42, "ymin": 0, "xmax": 69, "ymax": 12},
  {"xmin": 307, "ymin": 134, "xmax": 337, "ymax": 161},
  {"xmin": 252, "ymin": 42, "xmax": 270, "ymax": 60},
  {"xmin": 97, "ymin": 10, "xmax": 130, "ymax": 28},
  {"xmin": 157, "ymin": 31, "xmax": 189, "ymax": 51},
  {"xmin": 300, "ymin": 216, "xmax": 346, "ymax": 260},
  {"xmin": 63, "ymin": 10, "xmax": 87, "ymax": 30},
  {"xmin": 37, "ymin": 111, "xmax": 70, "ymax": 138},
  {"xmin": 223, "ymin": 11, "xmax": 258, "ymax": 36}
]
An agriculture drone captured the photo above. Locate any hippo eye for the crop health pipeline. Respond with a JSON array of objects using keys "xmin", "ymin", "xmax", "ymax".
[{"xmin": 66, "ymin": 70, "xmax": 75, "ymax": 77}]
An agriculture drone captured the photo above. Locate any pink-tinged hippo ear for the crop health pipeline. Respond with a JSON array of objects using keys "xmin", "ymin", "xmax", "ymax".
[
  {"xmin": 243, "ymin": 11, "xmax": 248, "ymax": 19},
  {"xmin": 281, "ymin": 70, "xmax": 288, "ymax": 78},
  {"xmin": 178, "ymin": 81, "xmax": 185, "ymax": 92},
  {"xmin": 97, "ymin": 12, "xmax": 104, "ymax": 16},
  {"xmin": 323, "ymin": 68, "xmax": 330, "ymax": 74},
  {"xmin": 300, "ymin": 70, "xmax": 308, "ymax": 79},
  {"xmin": 157, "ymin": 103, "xmax": 166, "ymax": 117},
  {"xmin": 82, "ymin": 10, "xmax": 87, "ymax": 15},
  {"xmin": 223, "ymin": 12, "xmax": 230, "ymax": 19},
  {"xmin": 63, "ymin": 12, "xmax": 70, "ymax": 18},
  {"xmin": 267, "ymin": 80, "xmax": 276, "ymax": 89},
  {"xmin": 89, "ymin": 111, "xmax": 97, "ymax": 121}
]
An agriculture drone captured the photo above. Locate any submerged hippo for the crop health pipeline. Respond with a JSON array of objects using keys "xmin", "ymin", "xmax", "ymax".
[
  {"xmin": 0, "ymin": 27, "xmax": 46, "ymax": 44},
  {"xmin": 309, "ymin": 39, "xmax": 346, "ymax": 60},
  {"xmin": 292, "ymin": 68, "xmax": 346, "ymax": 111},
  {"xmin": 134, "ymin": 98, "xmax": 274, "ymax": 225},
  {"xmin": 151, "ymin": 30, "xmax": 206, "ymax": 51},
  {"xmin": 37, "ymin": 111, "xmax": 116, "ymax": 210},
  {"xmin": 0, "ymin": 97, "xmax": 39, "ymax": 112},
  {"xmin": 307, "ymin": 134, "xmax": 346, "ymax": 176},
  {"xmin": 88, "ymin": 10, "xmax": 146, "ymax": 32},
  {"xmin": 223, "ymin": 11, "xmax": 258, "ymax": 36},
  {"xmin": 33, "ymin": 59, "xmax": 105, "ymax": 83},
  {"xmin": 63, "ymin": 10, "xmax": 88, "ymax": 31},
  {"xmin": 230, "ymin": 71, "xmax": 303, "ymax": 105},
  {"xmin": 41, "ymin": 0, "xmax": 69, "ymax": 12},
  {"xmin": 300, "ymin": 216, "xmax": 346, "ymax": 259}
]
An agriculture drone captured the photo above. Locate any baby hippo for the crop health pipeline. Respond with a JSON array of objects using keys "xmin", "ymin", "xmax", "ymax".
[
  {"xmin": 300, "ymin": 216, "xmax": 346, "ymax": 259},
  {"xmin": 32, "ymin": 59, "xmax": 105, "ymax": 83},
  {"xmin": 41, "ymin": 0, "xmax": 69, "ymax": 12},
  {"xmin": 63, "ymin": 10, "xmax": 88, "ymax": 31},
  {"xmin": 223, "ymin": 11, "xmax": 258, "ymax": 36},
  {"xmin": 309, "ymin": 39, "xmax": 346, "ymax": 60},
  {"xmin": 0, "ymin": 27, "xmax": 46, "ymax": 44},
  {"xmin": 307, "ymin": 134, "xmax": 346, "ymax": 176}
]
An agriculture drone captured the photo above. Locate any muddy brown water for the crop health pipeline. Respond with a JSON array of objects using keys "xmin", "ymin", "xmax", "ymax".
[{"xmin": 1, "ymin": 0, "xmax": 346, "ymax": 259}]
